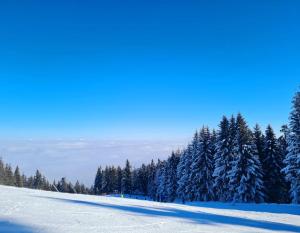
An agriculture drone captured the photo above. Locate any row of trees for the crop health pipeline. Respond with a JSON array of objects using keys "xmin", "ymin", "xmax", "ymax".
[
  {"xmin": 0, "ymin": 159, "xmax": 91, "ymax": 195},
  {"xmin": 93, "ymin": 90, "xmax": 300, "ymax": 204},
  {"xmin": 2, "ymin": 90, "xmax": 300, "ymax": 204}
]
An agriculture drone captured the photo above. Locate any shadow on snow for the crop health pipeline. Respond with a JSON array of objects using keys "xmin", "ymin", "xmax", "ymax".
[
  {"xmin": 0, "ymin": 220, "xmax": 37, "ymax": 233},
  {"xmin": 39, "ymin": 196, "xmax": 300, "ymax": 233},
  {"xmin": 183, "ymin": 201, "xmax": 300, "ymax": 216}
]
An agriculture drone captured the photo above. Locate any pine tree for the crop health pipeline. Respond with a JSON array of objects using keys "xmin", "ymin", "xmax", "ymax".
[
  {"xmin": 94, "ymin": 167, "xmax": 103, "ymax": 195},
  {"xmin": 176, "ymin": 144, "xmax": 193, "ymax": 202},
  {"xmin": 147, "ymin": 160, "xmax": 157, "ymax": 200},
  {"xmin": 14, "ymin": 166, "xmax": 23, "ymax": 187},
  {"xmin": 229, "ymin": 114, "xmax": 264, "ymax": 203},
  {"xmin": 263, "ymin": 125, "xmax": 286, "ymax": 203},
  {"xmin": 156, "ymin": 160, "xmax": 167, "ymax": 202},
  {"xmin": 5, "ymin": 164, "xmax": 15, "ymax": 186},
  {"xmin": 0, "ymin": 158, "xmax": 5, "ymax": 185},
  {"xmin": 283, "ymin": 91, "xmax": 300, "ymax": 203},
  {"xmin": 253, "ymin": 124, "xmax": 265, "ymax": 166},
  {"xmin": 117, "ymin": 166, "xmax": 123, "ymax": 193},
  {"xmin": 57, "ymin": 177, "xmax": 69, "ymax": 192},
  {"xmin": 121, "ymin": 160, "xmax": 132, "ymax": 195},
  {"xmin": 165, "ymin": 151, "xmax": 180, "ymax": 202},
  {"xmin": 74, "ymin": 180, "xmax": 81, "ymax": 194},
  {"xmin": 137, "ymin": 164, "xmax": 148, "ymax": 195},
  {"xmin": 277, "ymin": 125, "xmax": 291, "ymax": 203},
  {"xmin": 189, "ymin": 127, "xmax": 214, "ymax": 201},
  {"xmin": 213, "ymin": 116, "xmax": 232, "ymax": 201},
  {"xmin": 185, "ymin": 132, "xmax": 200, "ymax": 201},
  {"xmin": 33, "ymin": 170, "xmax": 43, "ymax": 189}
]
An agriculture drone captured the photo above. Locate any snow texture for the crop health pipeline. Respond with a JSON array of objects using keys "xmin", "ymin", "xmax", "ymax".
[{"xmin": 1, "ymin": 185, "xmax": 300, "ymax": 233}]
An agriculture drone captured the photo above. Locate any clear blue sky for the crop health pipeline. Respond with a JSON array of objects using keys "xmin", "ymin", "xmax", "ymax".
[{"xmin": 0, "ymin": 0, "xmax": 299, "ymax": 139}]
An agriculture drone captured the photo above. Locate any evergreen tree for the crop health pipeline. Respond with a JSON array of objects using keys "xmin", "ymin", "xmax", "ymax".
[
  {"xmin": 283, "ymin": 91, "xmax": 300, "ymax": 203},
  {"xmin": 27, "ymin": 176, "xmax": 34, "ymax": 189},
  {"xmin": 57, "ymin": 177, "xmax": 69, "ymax": 192},
  {"xmin": 185, "ymin": 132, "xmax": 200, "ymax": 201},
  {"xmin": 278, "ymin": 125, "xmax": 289, "ymax": 161},
  {"xmin": 101, "ymin": 166, "xmax": 110, "ymax": 193},
  {"xmin": 277, "ymin": 125, "xmax": 291, "ymax": 203},
  {"xmin": 189, "ymin": 127, "xmax": 214, "ymax": 201},
  {"xmin": 33, "ymin": 170, "xmax": 43, "ymax": 189},
  {"xmin": 253, "ymin": 124, "xmax": 266, "ymax": 166},
  {"xmin": 147, "ymin": 160, "xmax": 157, "ymax": 199},
  {"xmin": 264, "ymin": 125, "xmax": 286, "ymax": 203},
  {"xmin": 5, "ymin": 164, "xmax": 15, "ymax": 186},
  {"xmin": 131, "ymin": 169, "xmax": 140, "ymax": 194},
  {"xmin": 137, "ymin": 164, "xmax": 148, "ymax": 195},
  {"xmin": 117, "ymin": 166, "xmax": 123, "ymax": 193},
  {"xmin": 14, "ymin": 166, "xmax": 23, "ymax": 187},
  {"xmin": 229, "ymin": 114, "xmax": 264, "ymax": 203},
  {"xmin": 94, "ymin": 167, "xmax": 103, "ymax": 195},
  {"xmin": 165, "ymin": 151, "xmax": 180, "ymax": 202},
  {"xmin": 74, "ymin": 180, "xmax": 81, "ymax": 194},
  {"xmin": 213, "ymin": 116, "xmax": 232, "ymax": 201},
  {"xmin": 121, "ymin": 160, "xmax": 132, "ymax": 194},
  {"xmin": 176, "ymin": 144, "xmax": 193, "ymax": 202},
  {"xmin": 0, "ymin": 158, "xmax": 5, "ymax": 185},
  {"xmin": 156, "ymin": 160, "xmax": 167, "ymax": 202}
]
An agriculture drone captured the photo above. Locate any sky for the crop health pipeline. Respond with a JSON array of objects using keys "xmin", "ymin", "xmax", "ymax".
[{"xmin": 0, "ymin": 1, "xmax": 299, "ymax": 184}]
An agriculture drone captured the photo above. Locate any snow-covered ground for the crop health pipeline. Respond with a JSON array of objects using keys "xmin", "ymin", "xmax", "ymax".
[{"xmin": 0, "ymin": 185, "xmax": 300, "ymax": 233}]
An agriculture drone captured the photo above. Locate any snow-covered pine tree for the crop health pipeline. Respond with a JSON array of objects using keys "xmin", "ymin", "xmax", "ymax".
[
  {"xmin": 147, "ymin": 160, "xmax": 157, "ymax": 200},
  {"xmin": 57, "ymin": 177, "xmax": 69, "ymax": 192},
  {"xmin": 5, "ymin": 164, "xmax": 15, "ymax": 186},
  {"xmin": 229, "ymin": 113, "xmax": 264, "ymax": 203},
  {"xmin": 283, "ymin": 91, "xmax": 300, "ymax": 203},
  {"xmin": 277, "ymin": 125, "xmax": 291, "ymax": 203},
  {"xmin": 253, "ymin": 124, "xmax": 265, "ymax": 166},
  {"xmin": 213, "ymin": 116, "xmax": 232, "ymax": 201},
  {"xmin": 176, "ymin": 143, "xmax": 193, "ymax": 202},
  {"xmin": 116, "ymin": 166, "xmax": 123, "ymax": 194},
  {"xmin": 263, "ymin": 125, "xmax": 286, "ymax": 203},
  {"xmin": 165, "ymin": 151, "xmax": 180, "ymax": 202},
  {"xmin": 185, "ymin": 132, "xmax": 200, "ymax": 201},
  {"xmin": 278, "ymin": 125, "xmax": 289, "ymax": 161},
  {"xmin": 74, "ymin": 180, "xmax": 81, "ymax": 194},
  {"xmin": 94, "ymin": 167, "xmax": 103, "ymax": 195},
  {"xmin": 139, "ymin": 164, "xmax": 149, "ymax": 195},
  {"xmin": 210, "ymin": 129, "xmax": 217, "ymax": 157},
  {"xmin": 131, "ymin": 164, "xmax": 148, "ymax": 195},
  {"xmin": 131, "ymin": 168, "xmax": 139, "ymax": 194},
  {"xmin": 0, "ymin": 158, "xmax": 5, "ymax": 185},
  {"xmin": 253, "ymin": 124, "xmax": 266, "ymax": 197},
  {"xmin": 121, "ymin": 160, "xmax": 132, "ymax": 195},
  {"xmin": 14, "ymin": 166, "xmax": 23, "ymax": 187},
  {"xmin": 33, "ymin": 170, "xmax": 43, "ymax": 189},
  {"xmin": 189, "ymin": 127, "xmax": 214, "ymax": 201},
  {"xmin": 156, "ymin": 160, "xmax": 167, "ymax": 202}
]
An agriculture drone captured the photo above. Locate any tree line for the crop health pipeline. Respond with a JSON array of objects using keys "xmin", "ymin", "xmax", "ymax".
[
  {"xmin": 93, "ymin": 90, "xmax": 300, "ymax": 204},
  {"xmin": 0, "ymin": 160, "xmax": 91, "ymax": 195},
  {"xmin": 1, "ymin": 89, "xmax": 300, "ymax": 204}
]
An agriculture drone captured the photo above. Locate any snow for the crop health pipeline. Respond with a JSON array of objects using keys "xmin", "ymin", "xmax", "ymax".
[{"xmin": 1, "ymin": 185, "xmax": 300, "ymax": 233}]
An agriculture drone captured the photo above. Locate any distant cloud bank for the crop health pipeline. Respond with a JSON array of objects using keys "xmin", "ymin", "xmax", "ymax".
[{"xmin": 0, "ymin": 139, "xmax": 187, "ymax": 186}]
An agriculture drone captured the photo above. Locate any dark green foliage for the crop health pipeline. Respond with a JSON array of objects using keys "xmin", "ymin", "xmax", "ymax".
[
  {"xmin": 94, "ymin": 167, "xmax": 103, "ymax": 195},
  {"xmin": 263, "ymin": 125, "xmax": 286, "ymax": 203},
  {"xmin": 121, "ymin": 160, "xmax": 132, "ymax": 194},
  {"xmin": 14, "ymin": 166, "xmax": 23, "ymax": 187}
]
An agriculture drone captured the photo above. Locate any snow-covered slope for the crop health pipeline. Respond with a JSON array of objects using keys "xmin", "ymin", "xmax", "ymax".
[{"xmin": 0, "ymin": 185, "xmax": 300, "ymax": 233}]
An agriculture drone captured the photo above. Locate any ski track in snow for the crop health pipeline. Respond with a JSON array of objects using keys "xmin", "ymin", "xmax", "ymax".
[{"xmin": 0, "ymin": 185, "xmax": 300, "ymax": 233}]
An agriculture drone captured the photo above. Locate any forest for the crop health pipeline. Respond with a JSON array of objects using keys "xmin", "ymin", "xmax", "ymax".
[{"xmin": 1, "ymin": 90, "xmax": 300, "ymax": 204}]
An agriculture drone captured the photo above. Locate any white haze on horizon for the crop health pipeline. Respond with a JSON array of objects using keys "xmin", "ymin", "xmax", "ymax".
[{"xmin": 0, "ymin": 139, "xmax": 187, "ymax": 186}]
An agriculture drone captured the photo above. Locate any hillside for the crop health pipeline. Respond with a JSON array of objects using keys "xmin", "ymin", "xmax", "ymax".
[{"xmin": 0, "ymin": 185, "xmax": 300, "ymax": 233}]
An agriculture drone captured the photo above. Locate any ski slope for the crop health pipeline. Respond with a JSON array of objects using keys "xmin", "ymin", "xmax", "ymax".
[{"xmin": 0, "ymin": 185, "xmax": 300, "ymax": 233}]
